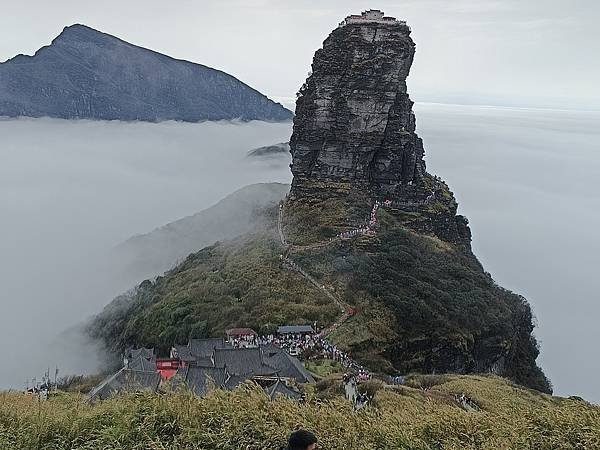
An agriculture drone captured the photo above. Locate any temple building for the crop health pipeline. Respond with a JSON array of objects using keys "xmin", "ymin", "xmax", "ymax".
[{"xmin": 339, "ymin": 9, "xmax": 405, "ymax": 27}]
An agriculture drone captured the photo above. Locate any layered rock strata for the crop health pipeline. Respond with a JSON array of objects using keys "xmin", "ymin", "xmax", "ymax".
[
  {"xmin": 0, "ymin": 24, "xmax": 292, "ymax": 122},
  {"xmin": 290, "ymin": 20, "xmax": 425, "ymax": 199}
]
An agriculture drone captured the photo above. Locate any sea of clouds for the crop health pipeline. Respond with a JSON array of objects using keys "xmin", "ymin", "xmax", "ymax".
[
  {"xmin": 0, "ymin": 118, "xmax": 292, "ymax": 389},
  {"xmin": 0, "ymin": 105, "xmax": 598, "ymax": 402}
]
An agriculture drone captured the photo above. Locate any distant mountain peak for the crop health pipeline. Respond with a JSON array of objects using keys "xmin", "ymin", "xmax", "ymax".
[
  {"xmin": 53, "ymin": 24, "xmax": 109, "ymax": 42},
  {"xmin": 0, "ymin": 25, "xmax": 293, "ymax": 122}
]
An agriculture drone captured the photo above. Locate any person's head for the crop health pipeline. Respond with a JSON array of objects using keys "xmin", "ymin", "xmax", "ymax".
[{"xmin": 287, "ymin": 429, "xmax": 317, "ymax": 450}]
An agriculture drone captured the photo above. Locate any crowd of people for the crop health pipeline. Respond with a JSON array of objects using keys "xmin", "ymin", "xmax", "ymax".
[
  {"xmin": 258, "ymin": 328, "xmax": 374, "ymax": 383},
  {"xmin": 337, "ymin": 227, "xmax": 371, "ymax": 239},
  {"xmin": 317, "ymin": 338, "xmax": 357, "ymax": 369},
  {"xmin": 262, "ymin": 331, "xmax": 361, "ymax": 372},
  {"xmin": 259, "ymin": 332, "xmax": 316, "ymax": 355},
  {"xmin": 343, "ymin": 373, "xmax": 373, "ymax": 410},
  {"xmin": 336, "ymin": 199, "xmax": 393, "ymax": 240}
]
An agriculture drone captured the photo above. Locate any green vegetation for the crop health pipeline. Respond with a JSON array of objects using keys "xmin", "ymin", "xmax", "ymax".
[
  {"xmin": 90, "ymin": 183, "xmax": 550, "ymax": 393},
  {"xmin": 89, "ymin": 223, "xmax": 339, "ymax": 354},
  {"xmin": 283, "ymin": 181, "xmax": 372, "ymax": 245},
  {"xmin": 305, "ymin": 359, "xmax": 344, "ymax": 378},
  {"xmin": 56, "ymin": 373, "xmax": 110, "ymax": 394},
  {"xmin": 290, "ymin": 208, "xmax": 550, "ymax": 392},
  {"xmin": 1, "ymin": 376, "xmax": 598, "ymax": 449}
]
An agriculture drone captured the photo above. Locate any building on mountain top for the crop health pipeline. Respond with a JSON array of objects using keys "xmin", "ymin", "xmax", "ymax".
[
  {"xmin": 339, "ymin": 10, "xmax": 405, "ymax": 27},
  {"xmin": 170, "ymin": 365, "xmax": 231, "ymax": 397},
  {"xmin": 155, "ymin": 359, "xmax": 180, "ymax": 381},
  {"xmin": 124, "ymin": 347, "xmax": 155, "ymax": 364},
  {"xmin": 170, "ymin": 337, "xmax": 232, "ymax": 366},
  {"xmin": 124, "ymin": 347, "xmax": 157, "ymax": 372},
  {"xmin": 265, "ymin": 378, "xmax": 303, "ymax": 401},
  {"xmin": 89, "ymin": 336, "xmax": 316, "ymax": 402}
]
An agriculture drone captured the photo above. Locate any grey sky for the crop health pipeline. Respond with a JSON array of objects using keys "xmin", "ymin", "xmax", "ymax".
[{"xmin": 1, "ymin": 0, "xmax": 598, "ymax": 110}]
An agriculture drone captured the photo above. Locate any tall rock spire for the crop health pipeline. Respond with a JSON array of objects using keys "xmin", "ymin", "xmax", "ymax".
[{"xmin": 290, "ymin": 14, "xmax": 426, "ymax": 199}]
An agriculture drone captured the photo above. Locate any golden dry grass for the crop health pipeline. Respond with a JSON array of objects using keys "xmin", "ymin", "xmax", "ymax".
[{"xmin": 1, "ymin": 375, "xmax": 598, "ymax": 449}]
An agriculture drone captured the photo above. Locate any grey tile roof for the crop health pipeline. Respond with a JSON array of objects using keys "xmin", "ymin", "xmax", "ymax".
[
  {"xmin": 172, "ymin": 345, "xmax": 195, "ymax": 362},
  {"xmin": 127, "ymin": 347, "xmax": 156, "ymax": 361},
  {"xmin": 277, "ymin": 325, "xmax": 314, "ymax": 334},
  {"xmin": 262, "ymin": 348, "xmax": 315, "ymax": 384},
  {"xmin": 188, "ymin": 338, "xmax": 230, "ymax": 359},
  {"xmin": 265, "ymin": 379, "xmax": 303, "ymax": 400},
  {"xmin": 261, "ymin": 343, "xmax": 283, "ymax": 359},
  {"xmin": 166, "ymin": 368, "xmax": 189, "ymax": 391},
  {"xmin": 194, "ymin": 357, "xmax": 215, "ymax": 367},
  {"xmin": 126, "ymin": 355, "xmax": 157, "ymax": 372},
  {"xmin": 213, "ymin": 348, "xmax": 277, "ymax": 377},
  {"xmin": 225, "ymin": 328, "xmax": 257, "ymax": 336},
  {"xmin": 183, "ymin": 365, "xmax": 229, "ymax": 397},
  {"xmin": 88, "ymin": 369, "xmax": 160, "ymax": 401},
  {"xmin": 223, "ymin": 374, "xmax": 250, "ymax": 391}
]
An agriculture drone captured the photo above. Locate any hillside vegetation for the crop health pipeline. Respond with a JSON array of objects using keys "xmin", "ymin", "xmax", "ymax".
[
  {"xmin": 1, "ymin": 375, "xmax": 597, "ymax": 449},
  {"xmin": 91, "ymin": 183, "xmax": 550, "ymax": 393},
  {"xmin": 286, "ymin": 195, "xmax": 550, "ymax": 392},
  {"xmin": 89, "ymin": 214, "xmax": 339, "ymax": 355}
]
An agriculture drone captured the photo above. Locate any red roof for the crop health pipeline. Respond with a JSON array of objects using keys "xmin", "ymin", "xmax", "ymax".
[
  {"xmin": 156, "ymin": 359, "xmax": 181, "ymax": 369},
  {"xmin": 225, "ymin": 327, "xmax": 257, "ymax": 336},
  {"xmin": 158, "ymin": 368, "xmax": 178, "ymax": 381}
]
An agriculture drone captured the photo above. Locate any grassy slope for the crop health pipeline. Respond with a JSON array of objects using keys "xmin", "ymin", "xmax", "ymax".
[
  {"xmin": 284, "ymin": 186, "xmax": 550, "ymax": 393},
  {"xmin": 1, "ymin": 376, "xmax": 598, "ymax": 449},
  {"xmin": 89, "ymin": 209, "xmax": 339, "ymax": 355},
  {"xmin": 90, "ymin": 181, "xmax": 549, "ymax": 392}
]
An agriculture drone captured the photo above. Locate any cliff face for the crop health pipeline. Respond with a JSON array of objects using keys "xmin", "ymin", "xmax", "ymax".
[
  {"xmin": 290, "ymin": 22, "xmax": 424, "ymax": 198},
  {"xmin": 283, "ymin": 16, "xmax": 551, "ymax": 392},
  {"xmin": 288, "ymin": 20, "xmax": 470, "ymax": 249},
  {"xmin": 0, "ymin": 24, "xmax": 292, "ymax": 122}
]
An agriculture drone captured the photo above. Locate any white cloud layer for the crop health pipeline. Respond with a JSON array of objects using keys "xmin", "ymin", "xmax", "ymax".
[
  {"xmin": 0, "ymin": 104, "xmax": 599, "ymax": 403},
  {"xmin": 0, "ymin": 118, "xmax": 292, "ymax": 389}
]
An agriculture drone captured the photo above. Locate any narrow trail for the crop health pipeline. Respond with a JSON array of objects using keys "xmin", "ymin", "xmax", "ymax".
[
  {"xmin": 277, "ymin": 193, "xmax": 449, "ymax": 407},
  {"xmin": 277, "ymin": 202, "xmax": 389, "ymax": 337},
  {"xmin": 278, "ymin": 204, "xmax": 349, "ymax": 336}
]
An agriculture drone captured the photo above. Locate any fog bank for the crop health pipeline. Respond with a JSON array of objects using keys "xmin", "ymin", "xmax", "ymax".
[
  {"xmin": 1, "ymin": 105, "xmax": 598, "ymax": 403},
  {"xmin": 415, "ymin": 104, "xmax": 600, "ymax": 403},
  {"xmin": 0, "ymin": 118, "xmax": 292, "ymax": 389}
]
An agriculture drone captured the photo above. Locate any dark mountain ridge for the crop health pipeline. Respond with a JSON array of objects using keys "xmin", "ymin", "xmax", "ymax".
[{"xmin": 0, "ymin": 24, "xmax": 292, "ymax": 122}]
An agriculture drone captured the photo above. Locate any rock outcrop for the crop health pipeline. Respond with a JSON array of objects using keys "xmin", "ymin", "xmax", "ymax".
[
  {"xmin": 0, "ymin": 24, "xmax": 292, "ymax": 122},
  {"xmin": 283, "ymin": 12, "xmax": 551, "ymax": 393},
  {"xmin": 290, "ymin": 19, "xmax": 425, "ymax": 199},
  {"xmin": 247, "ymin": 142, "xmax": 290, "ymax": 157},
  {"xmin": 288, "ymin": 17, "xmax": 471, "ymax": 248}
]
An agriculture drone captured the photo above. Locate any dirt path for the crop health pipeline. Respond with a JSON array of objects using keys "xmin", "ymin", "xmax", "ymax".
[{"xmin": 278, "ymin": 201, "xmax": 356, "ymax": 337}]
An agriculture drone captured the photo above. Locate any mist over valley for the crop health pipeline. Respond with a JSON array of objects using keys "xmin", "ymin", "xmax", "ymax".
[{"xmin": 0, "ymin": 104, "xmax": 598, "ymax": 402}]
